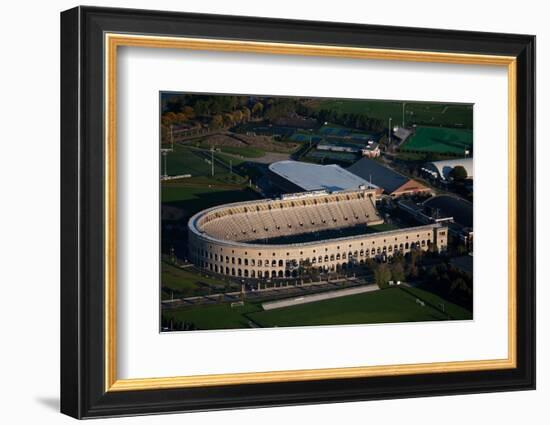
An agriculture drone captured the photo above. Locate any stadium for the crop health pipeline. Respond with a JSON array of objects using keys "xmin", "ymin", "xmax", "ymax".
[{"xmin": 188, "ymin": 188, "xmax": 448, "ymax": 280}]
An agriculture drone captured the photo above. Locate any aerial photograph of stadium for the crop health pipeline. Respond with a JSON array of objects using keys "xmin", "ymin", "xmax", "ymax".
[{"xmin": 159, "ymin": 92, "xmax": 474, "ymax": 332}]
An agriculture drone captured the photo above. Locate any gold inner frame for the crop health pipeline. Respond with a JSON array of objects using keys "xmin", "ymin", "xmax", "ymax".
[{"xmin": 104, "ymin": 33, "xmax": 517, "ymax": 392}]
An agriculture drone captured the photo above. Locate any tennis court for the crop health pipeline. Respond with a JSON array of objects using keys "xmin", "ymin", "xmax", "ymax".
[{"xmin": 400, "ymin": 126, "xmax": 473, "ymax": 155}]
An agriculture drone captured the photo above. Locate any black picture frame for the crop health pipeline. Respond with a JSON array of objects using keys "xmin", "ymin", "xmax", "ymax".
[{"xmin": 61, "ymin": 5, "xmax": 536, "ymax": 419}]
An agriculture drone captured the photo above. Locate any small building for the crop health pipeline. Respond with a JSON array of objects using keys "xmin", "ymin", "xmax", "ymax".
[
  {"xmin": 422, "ymin": 158, "xmax": 474, "ymax": 181},
  {"xmin": 347, "ymin": 158, "xmax": 431, "ymax": 198},
  {"xmin": 393, "ymin": 127, "xmax": 413, "ymax": 143},
  {"xmin": 361, "ymin": 141, "xmax": 381, "ymax": 158}
]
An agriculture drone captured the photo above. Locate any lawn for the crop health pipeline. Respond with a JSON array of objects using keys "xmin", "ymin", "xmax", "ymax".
[
  {"xmin": 401, "ymin": 286, "xmax": 472, "ymax": 320},
  {"xmin": 161, "ymin": 286, "xmax": 472, "ymax": 331},
  {"xmin": 161, "ymin": 262, "xmax": 234, "ymax": 299},
  {"xmin": 162, "ymin": 180, "xmax": 260, "ymax": 214},
  {"xmin": 310, "ymin": 99, "xmax": 473, "ymax": 129},
  {"xmin": 400, "ymin": 126, "xmax": 473, "ymax": 155},
  {"xmin": 165, "ymin": 145, "xmax": 247, "ymax": 177},
  {"xmin": 165, "ymin": 145, "xmax": 216, "ymax": 177},
  {"xmin": 248, "ymin": 287, "xmax": 460, "ymax": 328},
  {"xmin": 163, "ymin": 302, "xmax": 262, "ymax": 330}
]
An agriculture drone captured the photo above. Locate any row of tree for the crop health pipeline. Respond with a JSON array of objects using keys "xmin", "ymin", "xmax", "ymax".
[
  {"xmin": 372, "ymin": 249, "xmax": 423, "ymax": 288},
  {"xmin": 161, "ymin": 94, "xmax": 279, "ymax": 131},
  {"xmin": 161, "ymin": 94, "xmax": 390, "ymax": 139},
  {"xmin": 369, "ymin": 247, "xmax": 473, "ymax": 311},
  {"xmin": 161, "ymin": 106, "xmax": 254, "ymax": 130},
  {"xmin": 163, "ymin": 94, "xmax": 249, "ymax": 115},
  {"xmin": 309, "ymin": 108, "xmax": 385, "ymax": 132},
  {"xmin": 421, "ymin": 262, "xmax": 473, "ymax": 310}
]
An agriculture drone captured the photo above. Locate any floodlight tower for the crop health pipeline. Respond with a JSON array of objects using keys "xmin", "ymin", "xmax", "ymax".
[
  {"xmin": 162, "ymin": 150, "xmax": 168, "ymax": 178},
  {"xmin": 402, "ymin": 102, "xmax": 406, "ymax": 127},
  {"xmin": 388, "ymin": 117, "xmax": 392, "ymax": 143}
]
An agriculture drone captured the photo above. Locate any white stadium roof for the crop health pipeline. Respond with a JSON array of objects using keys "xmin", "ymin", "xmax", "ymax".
[
  {"xmin": 269, "ymin": 160, "xmax": 377, "ymax": 192},
  {"xmin": 426, "ymin": 158, "xmax": 473, "ymax": 180}
]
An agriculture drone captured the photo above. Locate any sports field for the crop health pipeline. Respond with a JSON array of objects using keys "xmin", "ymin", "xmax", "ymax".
[
  {"xmin": 164, "ymin": 302, "xmax": 260, "ymax": 330},
  {"xmin": 165, "ymin": 144, "xmax": 246, "ymax": 177},
  {"xmin": 161, "ymin": 143, "xmax": 258, "ymax": 216},
  {"xmin": 162, "ymin": 181, "xmax": 259, "ymax": 212},
  {"xmin": 310, "ymin": 99, "xmax": 473, "ymax": 129},
  {"xmin": 161, "ymin": 262, "xmax": 237, "ymax": 300},
  {"xmin": 304, "ymin": 150, "xmax": 358, "ymax": 164},
  {"xmin": 400, "ymin": 126, "xmax": 473, "ymax": 155},
  {"xmin": 162, "ymin": 286, "xmax": 472, "ymax": 331},
  {"xmin": 215, "ymin": 145, "xmax": 264, "ymax": 158}
]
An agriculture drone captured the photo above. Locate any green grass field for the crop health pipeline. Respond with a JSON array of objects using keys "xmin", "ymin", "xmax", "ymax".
[
  {"xmin": 311, "ymin": 99, "xmax": 473, "ymax": 129},
  {"xmin": 248, "ymin": 287, "xmax": 471, "ymax": 328},
  {"xmin": 165, "ymin": 145, "xmax": 248, "ymax": 177},
  {"xmin": 161, "ymin": 262, "xmax": 235, "ymax": 299},
  {"xmin": 402, "ymin": 286, "xmax": 472, "ymax": 321},
  {"xmin": 400, "ymin": 126, "xmax": 473, "ymax": 155},
  {"xmin": 164, "ymin": 302, "xmax": 260, "ymax": 330},
  {"xmin": 162, "ymin": 286, "xmax": 472, "ymax": 331},
  {"xmin": 166, "ymin": 145, "xmax": 215, "ymax": 176},
  {"xmin": 162, "ymin": 181, "xmax": 260, "ymax": 216}
]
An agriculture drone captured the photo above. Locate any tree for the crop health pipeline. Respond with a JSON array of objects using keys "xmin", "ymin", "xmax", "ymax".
[
  {"xmin": 161, "ymin": 111, "xmax": 177, "ymax": 125},
  {"xmin": 182, "ymin": 105, "xmax": 195, "ymax": 118},
  {"xmin": 252, "ymin": 102, "xmax": 264, "ymax": 117},
  {"xmin": 222, "ymin": 113, "xmax": 234, "ymax": 127},
  {"xmin": 211, "ymin": 114, "xmax": 223, "ymax": 129},
  {"xmin": 194, "ymin": 99, "xmax": 210, "ymax": 116},
  {"xmin": 299, "ymin": 259, "xmax": 315, "ymax": 279},
  {"xmin": 451, "ymin": 277, "xmax": 469, "ymax": 293},
  {"xmin": 391, "ymin": 262, "xmax": 405, "ymax": 282},
  {"xmin": 241, "ymin": 107, "xmax": 251, "ymax": 122},
  {"xmin": 232, "ymin": 110, "xmax": 243, "ymax": 124},
  {"xmin": 175, "ymin": 112, "xmax": 188, "ymax": 123},
  {"xmin": 374, "ymin": 263, "xmax": 392, "ymax": 288},
  {"xmin": 450, "ymin": 165, "xmax": 468, "ymax": 181},
  {"xmin": 455, "ymin": 244, "xmax": 467, "ymax": 256},
  {"xmin": 406, "ymin": 248, "xmax": 422, "ymax": 279}
]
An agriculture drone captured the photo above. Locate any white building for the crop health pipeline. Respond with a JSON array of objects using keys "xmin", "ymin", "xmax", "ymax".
[{"xmin": 423, "ymin": 158, "xmax": 473, "ymax": 181}]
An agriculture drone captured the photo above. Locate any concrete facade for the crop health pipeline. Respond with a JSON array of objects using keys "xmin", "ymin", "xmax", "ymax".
[{"xmin": 188, "ymin": 190, "xmax": 447, "ymax": 280}]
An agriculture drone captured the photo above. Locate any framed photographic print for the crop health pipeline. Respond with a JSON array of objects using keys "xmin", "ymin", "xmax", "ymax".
[{"xmin": 60, "ymin": 6, "xmax": 536, "ymax": 419}]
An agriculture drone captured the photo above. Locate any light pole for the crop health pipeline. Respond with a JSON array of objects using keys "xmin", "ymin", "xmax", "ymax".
[
  {"xmin": 170, "ymin": 124, "xmax": 174, "ymax": 151},
  {"xmin": 210, "ymin": 148, "xmax": 214, "ymax": 176},
  {"xmin": 162, "ymin": 151, "xmax": 168, "ymax": 178}
]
